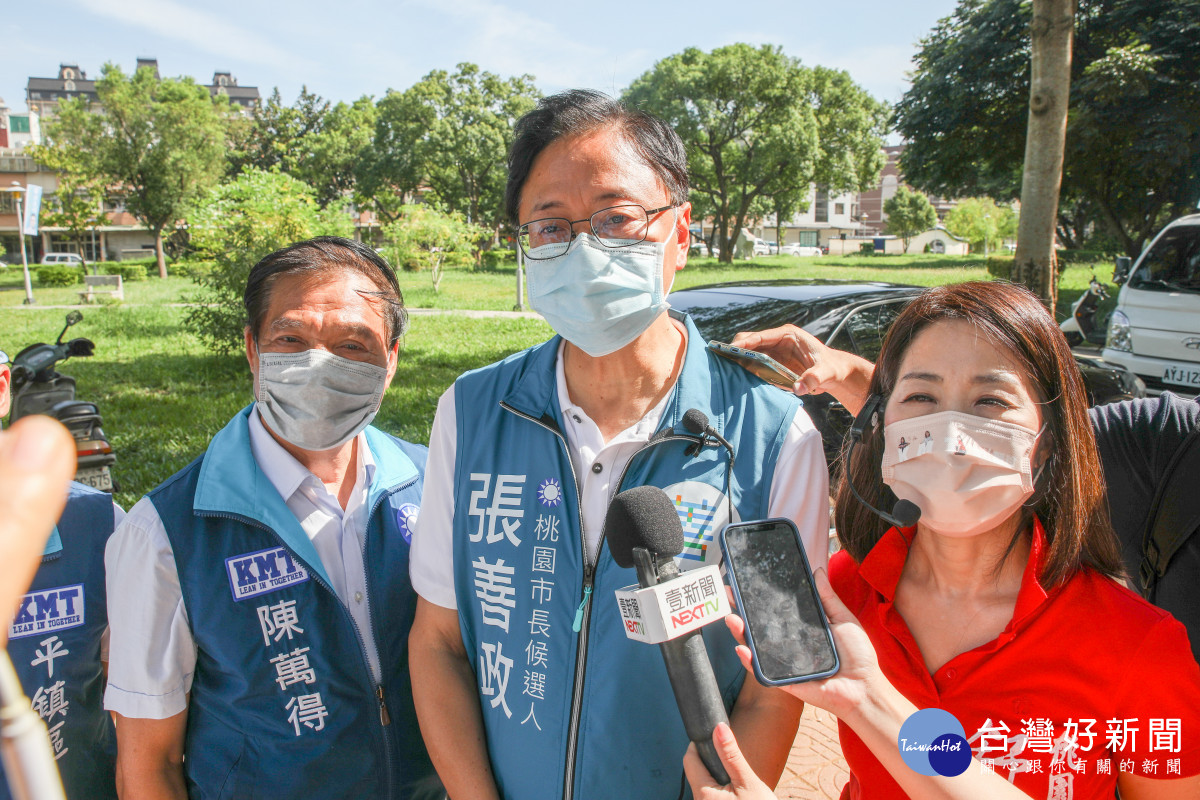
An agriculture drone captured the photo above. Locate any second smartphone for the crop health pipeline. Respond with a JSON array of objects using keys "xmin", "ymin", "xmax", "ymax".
[{"xmin": 719, "ymin": 518, "xmax": 839, "ymax": 685}]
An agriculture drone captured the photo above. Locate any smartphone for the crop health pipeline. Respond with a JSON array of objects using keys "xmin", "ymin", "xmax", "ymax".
[
  {"xmin": 707, "ymin": 341, "xmax": 800, "ymax": 389},
  {"xmin": 719, "ymin": 519, "xmax": 839, "ymax": 685}
]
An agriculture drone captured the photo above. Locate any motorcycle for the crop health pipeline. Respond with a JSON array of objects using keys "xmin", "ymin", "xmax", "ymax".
[
  {"xmin": 9, "ymin": 311, "xmax": 117, "ymax": 493},
  {"xmin": 1061, "ymin": 274, "xmax": 1111, "ymax": 347}
]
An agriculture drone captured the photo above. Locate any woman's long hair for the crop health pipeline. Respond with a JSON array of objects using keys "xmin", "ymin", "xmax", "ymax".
[{"xmin": 834, "ymin": 281, "xmax": 1125, "ymax": 587}]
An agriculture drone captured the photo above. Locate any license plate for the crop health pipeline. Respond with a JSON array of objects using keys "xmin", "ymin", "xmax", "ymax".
[
  {"xmin": 1163, "ymin": 363, "xmax": 1200, "ymax": 388},
  {"xmin": 75, "ymin": 467, "xmax": 113, "ymax": 492}
]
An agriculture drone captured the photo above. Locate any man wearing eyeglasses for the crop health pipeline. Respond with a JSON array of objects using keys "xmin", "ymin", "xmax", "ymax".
[
  {"xmin": 0, "ymin": 348, "xmax": 121, "ymax": 800},
  {"xmin": 408, "ymin": 90, "xmax": 829, "ymax": 799}
]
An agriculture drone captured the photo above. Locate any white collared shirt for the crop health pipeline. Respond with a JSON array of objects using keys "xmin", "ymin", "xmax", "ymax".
[
  {"xmin": 104, "ymin": 410, "xmax": 382, "ymax": 720},
  {"xmin": 410, "ymin": 342, "xmax": 830, "ymax": 610}
]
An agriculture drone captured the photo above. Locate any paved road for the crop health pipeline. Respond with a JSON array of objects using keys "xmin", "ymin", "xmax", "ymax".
[{"xmin": 777, "ymin": 707, "xmax": 849, "ymax": 799}]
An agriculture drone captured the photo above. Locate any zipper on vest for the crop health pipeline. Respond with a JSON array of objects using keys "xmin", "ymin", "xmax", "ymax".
[
  {"xmin": 500, "ymin": 402, "xmax": 590, "ymax": 800},
  {"xmin": 377, "ymin": 685, "xmax": 391, "ymax": 726},
  {"xmin": 363, "ymin": 475, "xmax": 420, "ymax": 792},
  {"xmin": 500, "ymin": 403, "xmax": 704, "ymax": 800},
  {"xmin": 200, "ymin": 493, "xmax": 412, "ymax": 800}
]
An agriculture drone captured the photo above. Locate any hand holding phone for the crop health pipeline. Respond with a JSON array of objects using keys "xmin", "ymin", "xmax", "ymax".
[
  {"xmin": 719, "ymin": 519, "xmax": 838, "ymax": 685},
  {"xmin": 708, "ymin": 341, "xmax": 800, "ymax": 390}
]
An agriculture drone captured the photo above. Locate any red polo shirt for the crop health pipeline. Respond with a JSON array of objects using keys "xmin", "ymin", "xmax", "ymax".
[{"xmin": 828, "ymin": 519, "xmax": 1200, "ymax": 799}]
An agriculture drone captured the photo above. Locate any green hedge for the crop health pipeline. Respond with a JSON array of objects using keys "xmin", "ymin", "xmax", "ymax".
[
  {"xmin": 37, "ymin": 265, "xmax": 84, "ymax": 286},
  {"xmin": 1056, "ymin": 249, "xmax": 1119, "ymax": 265},
  {"xmin": 986, "ymin": 256, "xmax": 1014, "ymax": 279},
  {"xmin": 859, "ymin": 242, "xmax": 875, "ymax": 255},
  {"xmin": 108, "ymin": 264, "xmax": 148, "ymax": 282},
  {"xmin": 480, "ymin": 248, "xmax": 518, "ymax": 270}
]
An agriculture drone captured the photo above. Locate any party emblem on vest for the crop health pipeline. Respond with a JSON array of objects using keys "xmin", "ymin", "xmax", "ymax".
[
  {"xmin": 9, "ymin": 583, "xmax": 85, "ymax": 640},
  {"xmin": 396, "ymin": 502, "xmax": 419, "ymax": 544},
  {"xmin": 537, "ymin": 478, "xmax": 562, "ymax": 508},
  {"xmin": 662, "ymin": 481, "xmax": 734, "ymax": 571},
  {"xmin": 225, "ymin": 546, "xmax": 310, "ymax": 601}
]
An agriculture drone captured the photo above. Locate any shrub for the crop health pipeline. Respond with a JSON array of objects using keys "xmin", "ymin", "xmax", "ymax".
[
  {"xmin": 172, "ymin": 260, "xmax": 214, "ymax": 279},
  {"xmin": 37, "ymin": 265, "xmax": 84, "ymax": 286},
  {"xmin": 382, "ymin": 206, "xmax": 486, "ymax": 293},
  {"xmin": 986, "ymin": 256, "xmax": 1014, "ymax": 280},
  {"xmin": 1056, "ymin": 249, "xmax": 1119, "ymax": 265},
  {"xmin": 184, "ymin": 168, "xmax": 354, "ymax": 353},
  {"xmin": 480, "ymin": 247, "xmax": 518, "ymax": 270},
  {"xmin": 859, "ymin": 242, "xmax": 875, "ymax": 255},
  {"xmin": 110, "ymin": 263, "xmax": 148, "ymax": 282}
]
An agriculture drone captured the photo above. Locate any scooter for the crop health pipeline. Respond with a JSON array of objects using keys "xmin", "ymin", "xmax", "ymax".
[
  {"xmin": 1061, "ymin": 275, "xmax": 1111, "ymax": 347},
  {"xmin": 9, "ymin": 311, "xmax": 117, "ymax": 493}
]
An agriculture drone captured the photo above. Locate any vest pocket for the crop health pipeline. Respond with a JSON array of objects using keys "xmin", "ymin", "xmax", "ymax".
[{"xmin": 186, "ymin": 719, "xmax": 257, "ymax": 800}]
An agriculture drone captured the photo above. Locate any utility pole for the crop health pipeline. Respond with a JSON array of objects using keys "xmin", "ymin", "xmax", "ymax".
[{"xmin": 1012, "ymin": 0, "xmax": 1076, "ymax": 311}]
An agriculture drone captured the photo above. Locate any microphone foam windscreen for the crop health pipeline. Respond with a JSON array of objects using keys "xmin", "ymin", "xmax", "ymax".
[
  {"xmin": 682, "ymin": 408, "xmax": 709, "ymax": 436},
  {"xmin": 892, "ymin": 499, "xmax": 922, "ymax": 528},
  {"xmin": 604, "ymin": 485, "xmax": 686, "ymax": 568}
]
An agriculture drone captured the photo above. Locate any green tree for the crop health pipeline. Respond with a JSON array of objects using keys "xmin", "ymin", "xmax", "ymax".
[
  {"xmin": 884, "ymin": 186, "xmax": 939, "ymax": 250},
  {"xmin": 944, "ymin": 197, "xmax": 1018, "ymax": 255},
  {"xmin": 624, "ymin": 44, "xmax": 888, "ymax": 263},
  {"xmin": 896, "ymin": 0, "xmax": 1200, "ymax": 258},
  {"xmin": 360, "ymin": 65, "xmax": 539, "ymax": 237},
  {"xmin": 228, "ymin": 88, "xmax": 376, "ymax": 209},
  {"xmin": 382, "ymin": 204, "xmax": 483, "ymax": 293},
  {"xmin": 28, "ymin": 99, "xmax": 105, "ymax": 272},
  {"xmin": 184, "ymin": 168, "xmax": 353, "ymax": 352},
  {"xmin": 356, "ymin": 89, "xmax": 435, "ymax": 225},
  {"xmin": 77, "ymin": 63, "xmax": 229, "ymax": 278},
  {"xmin": 226, "ymin": 87, "xmax": 327, "ymax": 176}
]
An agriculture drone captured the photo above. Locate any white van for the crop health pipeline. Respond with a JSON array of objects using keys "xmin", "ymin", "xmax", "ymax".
[
  {"xmin": 40, "ymin": 252, "xmax": 84, "ymax": 266},
  {"xmin": 1103, "ymin": 213, "xmax": 1200, "ymax": 395}
]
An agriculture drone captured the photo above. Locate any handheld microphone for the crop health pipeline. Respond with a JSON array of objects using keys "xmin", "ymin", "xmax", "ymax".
[
  {"xmin": 846, "ymin": 395, "xmax": 922, "ymax": 529},
  {"xmin": 605, "ymin": 486, "xmax": 732, "ymax": 785}
]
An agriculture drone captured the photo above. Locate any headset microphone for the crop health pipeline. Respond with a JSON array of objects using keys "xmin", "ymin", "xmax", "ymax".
[{"xmin": 847, "ymin": 395, "xmax": 922, "ymax": 529}]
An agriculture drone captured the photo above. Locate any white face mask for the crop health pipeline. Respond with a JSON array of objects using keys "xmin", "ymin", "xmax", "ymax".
[
  {"xmin": 525, "ymin": 233, "xmax": 672, "ymax": 357},
  {"xmin": 881, "ymin": 410, "xmax": 1043, "ymax": 536},
  {"xmin": 255, "ymin": 349, "xmax": 388, "ymax": 452}
]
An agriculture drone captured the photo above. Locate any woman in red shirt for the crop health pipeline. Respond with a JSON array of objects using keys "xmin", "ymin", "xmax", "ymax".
[{"xmin": 686, "ymin": 282, "xmax": 1200, "ymax": 800}]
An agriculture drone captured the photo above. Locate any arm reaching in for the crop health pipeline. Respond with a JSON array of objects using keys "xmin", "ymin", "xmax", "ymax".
[
  {"xmin": 731, "ymin": 326, "xmax": 874, "ymax": 415},
  {"xmin": 685, "ymin": 570, "xmax": 1037, "ymax": 800}
]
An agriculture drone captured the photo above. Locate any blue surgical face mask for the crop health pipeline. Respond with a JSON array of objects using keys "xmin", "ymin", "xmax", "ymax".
[{"xmin": 525, "ymin": 232, "xmax": 674, "ymax": 357}]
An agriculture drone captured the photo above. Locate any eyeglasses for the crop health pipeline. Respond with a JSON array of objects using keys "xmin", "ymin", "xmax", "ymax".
[{"xmin": 517, "ymin": 204, "xmax": 678, "ymax": 261}]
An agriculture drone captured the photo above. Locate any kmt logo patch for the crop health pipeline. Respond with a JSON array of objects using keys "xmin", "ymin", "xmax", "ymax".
[
  {"xmin": 396, "ymin": 502, "xmax": 419, "ymax": 544},
  {"xmin": 9, "ymin": 584, "xmax": 85, "ymax": 640},
  {"xmin": 225, "ymin": 546, "xmax": 310, "ymax": 601}
]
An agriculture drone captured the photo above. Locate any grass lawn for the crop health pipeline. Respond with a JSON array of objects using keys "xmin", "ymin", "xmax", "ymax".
[{"xmin": 0, "ymin": 251, "xmax": 1114, "ymax": 507}]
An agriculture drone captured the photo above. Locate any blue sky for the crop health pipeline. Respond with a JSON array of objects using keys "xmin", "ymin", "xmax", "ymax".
[{"xmin": 2, "ymin": 0, "xmax": 959, "ymax": 118}]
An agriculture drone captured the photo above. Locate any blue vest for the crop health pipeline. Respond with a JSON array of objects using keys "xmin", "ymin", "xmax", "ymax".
[
  {"xmin": 151, "ymin": 406, "xmax": 433, "ymax": 800},
  {"xmin": 451, "ymin": 313, "xmax": 802, "ymax": 800},
  {"xmin": 4, "ymin": 482, "xmax": 116, "ymax": 800}
]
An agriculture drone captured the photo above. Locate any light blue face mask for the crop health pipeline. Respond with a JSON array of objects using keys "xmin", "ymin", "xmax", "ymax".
[{"xmin": 525, "ymin": 233, "xmax": 673, "ymax": 357}]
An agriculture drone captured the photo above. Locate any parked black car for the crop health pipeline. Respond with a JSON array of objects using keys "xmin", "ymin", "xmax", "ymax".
[{"xmin": 670, "ymin": 280, "xmax": 1146, "ymax": 477}]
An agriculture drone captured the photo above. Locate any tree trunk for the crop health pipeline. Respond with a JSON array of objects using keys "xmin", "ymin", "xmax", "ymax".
[
  {"xmin": 154, "ymin": 222, "xmax": 168, "ymax": 278},
  {"xmin": 1012, "ymin": 0, "xmax": 1075, "ymax": 311},
  {"xmin": 718, "ymin": 214, "xmax": 732, "ymax": 264}
]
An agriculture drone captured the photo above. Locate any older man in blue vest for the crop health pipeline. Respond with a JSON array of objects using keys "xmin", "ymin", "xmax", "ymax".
[
  {"xmin": 104, "ymin": 238, "xmax": 433, "ymax": 799},
  {"xmin": 408, "ymin": 91, "xmax": 830, "ymax": 799}
]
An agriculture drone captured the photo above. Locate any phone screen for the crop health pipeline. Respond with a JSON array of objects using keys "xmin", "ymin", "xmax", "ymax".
[
  {"xmin": 721, "ymin": 520, "xmax": 838, "ymax": 684},
  {"xmin": 707, "ymin": 342, "xmax": 799, "ymax": 389}
]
